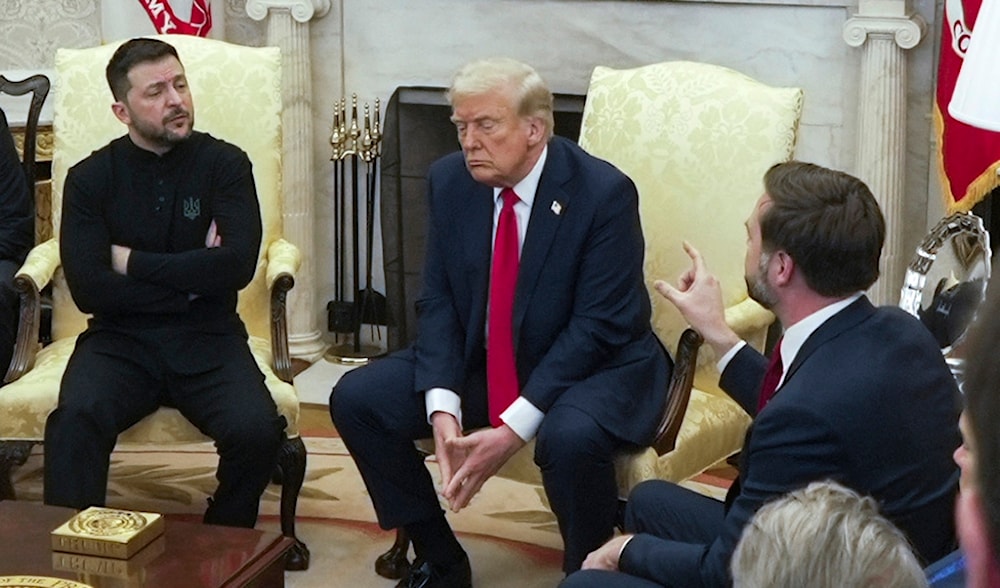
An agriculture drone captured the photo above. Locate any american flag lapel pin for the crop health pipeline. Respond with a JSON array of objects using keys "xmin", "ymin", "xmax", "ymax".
[{"xmin": 550, "ymin": 200, "xmax": 562, "ymax": 216}]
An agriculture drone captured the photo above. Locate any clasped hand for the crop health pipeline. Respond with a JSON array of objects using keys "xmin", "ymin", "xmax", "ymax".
[{"xmin": 431, "ymin": 412, "xmax": 525, "ymax": 512}]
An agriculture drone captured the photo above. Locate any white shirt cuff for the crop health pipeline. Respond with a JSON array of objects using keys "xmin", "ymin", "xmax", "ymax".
[
  {"xmin": 618, "ymin": 534, "xmax": 636, "ymax": 565},
  {"xmin": 716, "ymin": 340, "xmax": 747, "ymax": 373},
  {"xmin": 425, "ymin": 387, "xmax": 463, "ymax": 429},
  {"xmin": 500, "ymin": 397, "xmax": 544, "ymax": 442}
]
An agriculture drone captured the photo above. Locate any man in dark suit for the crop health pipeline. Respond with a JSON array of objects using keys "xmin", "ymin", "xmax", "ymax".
[
  {"xmin": 331, "ymin": 57, "xmax": 670, "ymax": 587},
  {"xmin": 0, "ymin": 108, "xmax": 35, "ymax": 372},
  {"xmin": 563, "ymin": 161, "xmax": 961, "ymax": 587}
]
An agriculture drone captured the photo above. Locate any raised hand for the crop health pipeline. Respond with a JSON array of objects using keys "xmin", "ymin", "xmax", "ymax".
[{"xmin": 654, "ymin": 241, "xmax": 740, "ymax": 357}]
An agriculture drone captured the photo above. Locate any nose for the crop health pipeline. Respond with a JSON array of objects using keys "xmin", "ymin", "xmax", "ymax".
[
  {"xmin": 954, "ymin": 443, "xmax": 968, "ymax": 468},
  {"xmin": 164, "ymin": 85, "xmax": 182, "ymax": 106},
  {"xmin": 460, "ymin": 127, "xmax": 480, "ymax": 151}
]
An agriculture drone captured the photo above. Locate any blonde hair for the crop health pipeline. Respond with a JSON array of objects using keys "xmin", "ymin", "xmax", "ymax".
[
  {"xmin": 447, "ymin": 57, "xmax": 554, "ymax": 140},
  {"xmin": 732, "ymin": 481, "xmax": 928, "ymax": 588}
]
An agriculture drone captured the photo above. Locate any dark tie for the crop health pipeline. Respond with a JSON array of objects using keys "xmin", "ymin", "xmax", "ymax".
[
  {"xmin": 756, "ymin": 337, "xmax": 784, "ymax": 412},
  {"xmin": 487, "ymin": 188, "xmax": 520, "ymax": 426}
]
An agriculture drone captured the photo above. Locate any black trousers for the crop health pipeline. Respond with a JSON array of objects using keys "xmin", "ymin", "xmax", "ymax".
[
  {"xmin": 0, "ymin": 258, "xmax": 21, "ymax": 372},
  {"xmin": 43, "ymin": 326, "xmax": 285, "ymax": 528},
  {"xmin": 330, "ymin": 348, "xmax": 627, "ymax": 573}
]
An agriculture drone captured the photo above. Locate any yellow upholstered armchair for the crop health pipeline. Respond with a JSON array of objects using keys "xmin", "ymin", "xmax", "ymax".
[
  {"xmin": 579, "ymin": 61, "xmax": 803, "ymax": 486},
  {"xmin": 0, "ymin": 35, "xmax": 310, "ymax": 570}
]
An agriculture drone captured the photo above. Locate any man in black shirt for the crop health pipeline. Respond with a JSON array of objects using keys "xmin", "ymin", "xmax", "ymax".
[
  {"xmin": 43, "ymin": 37, "xmax": 285, "ymax": 528},
  {"xmin": 0, "ymin": 109, "xmax": 34, "ymax": 374}
]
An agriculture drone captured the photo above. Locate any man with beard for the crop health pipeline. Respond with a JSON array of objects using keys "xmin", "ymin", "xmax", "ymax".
[
  {"xmin": 562, "ymin": 161, "xmax": 961, "ymax": 587},
  {"xmin": 43, "ymin": 37, "xmax": 284, "ymax": 528}
]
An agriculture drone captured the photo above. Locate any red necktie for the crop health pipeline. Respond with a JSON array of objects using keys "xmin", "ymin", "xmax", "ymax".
[
  {"xmin": 487, "ymin": 188, "xmax": 520, "ymax": 426},
  {"xmin": 757, "ymin": 338, "xmax": 784, "ymax": 412}
]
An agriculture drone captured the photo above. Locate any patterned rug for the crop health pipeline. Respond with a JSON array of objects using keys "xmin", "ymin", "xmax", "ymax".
[{"xmin": 10, "ymin": 435, "xmax": 729, "ymax": 587}]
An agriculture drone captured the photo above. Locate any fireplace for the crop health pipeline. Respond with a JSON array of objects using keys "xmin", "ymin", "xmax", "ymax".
[{"xmin": 379, "ymin": 86, "xmax": 587, "ymax": 351}]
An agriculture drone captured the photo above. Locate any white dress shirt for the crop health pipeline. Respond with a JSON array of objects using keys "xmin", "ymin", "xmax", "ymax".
[
  {"xmin": 716, "ymin": 293, "xmax": 864, "ymax": 390},
  {"xmin": 425, "ymin": 146, "xmax": 549, "ymax": 441}
]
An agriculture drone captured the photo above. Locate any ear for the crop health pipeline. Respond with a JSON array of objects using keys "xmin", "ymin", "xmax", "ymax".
[
  {"xmin": 771, "ymin": 250, "xmax": 795, "ymax": 286},
  {"xmin": 525, "ymin": 116, "xmax": 546, "ymax": 147},
  {"xmin": 111, "ymin": 101, "xmax": 131, "ymax": 126}
]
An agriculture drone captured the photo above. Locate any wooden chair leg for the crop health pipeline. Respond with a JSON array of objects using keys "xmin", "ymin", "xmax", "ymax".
[
  {"xmin": 376, "ymin": 527, "xmax": 412, "ymax": 579},
  {"xmin": 277, "ymin": 435, "xmax": 310, "ymax": 571},
  {"xmin": 0, "ymin": 441, "xmax": 36, "ymax": 500}
]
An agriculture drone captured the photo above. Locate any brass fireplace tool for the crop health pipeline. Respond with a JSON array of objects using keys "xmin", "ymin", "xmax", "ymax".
[{"xmin": 325, "ymin": 94, "xmax": 385, "ymax": 364}]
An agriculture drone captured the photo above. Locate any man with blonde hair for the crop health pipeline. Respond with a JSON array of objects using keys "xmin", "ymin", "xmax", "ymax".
[
  {"xmin": 732, "ymin": 480, "xmax": 928, "ymax": 588},
  {"xmin": 332, "ymin": 57, "xmax": 669, "ymax": 587}
]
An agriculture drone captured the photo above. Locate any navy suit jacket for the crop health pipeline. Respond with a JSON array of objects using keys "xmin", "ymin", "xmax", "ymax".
[
  {"xmin": 412, "ymin": 135, "xmax": 670, "ymax": 445},
  {"xmin": 621, "ymin": 296, "xmax": 961, "ymax": 586}
]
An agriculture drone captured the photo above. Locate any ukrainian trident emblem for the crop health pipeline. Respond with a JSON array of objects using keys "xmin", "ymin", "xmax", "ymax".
[{"xmin": 183, "ymin": 197, "xmax": 201, "ymax": 220}]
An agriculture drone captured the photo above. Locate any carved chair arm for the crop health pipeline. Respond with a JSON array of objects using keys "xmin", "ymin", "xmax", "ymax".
[
  {"xmin": 4, "ymin": 239, "xmax": 60, "ymax": 383},
  {"xmin": 266, "ymin": 239, "xmax": 301, "ymax": 384},
  {"xmin": 651, "ymin": 328, "xmax": 704, "ymax": 456}
]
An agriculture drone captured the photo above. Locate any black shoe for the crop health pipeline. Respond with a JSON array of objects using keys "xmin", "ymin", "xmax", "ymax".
[{"xmin": 395, "ymin": 555, "xmax": 472, "ymax": 588}]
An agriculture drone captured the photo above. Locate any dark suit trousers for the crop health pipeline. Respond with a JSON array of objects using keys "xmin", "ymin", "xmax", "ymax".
[
  {"xmin": 44, "ymin": 327, "xmax": 285, "ymax": 528},
  {"xmin": 330, "ymin": 348, "xmax": 627, "ymax": 573},
  {"xmin": 561, "ymin": 480, "xmax": 726, "ymax": 587},
  {"xmin": 0, "ymin": 259, "xmax": 20, "ymax": 372}
]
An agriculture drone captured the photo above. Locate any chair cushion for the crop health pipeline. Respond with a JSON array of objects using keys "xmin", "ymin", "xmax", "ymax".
[{"xmin": 0, "ymin": 335, "xmax": 298, "ymax": 442}]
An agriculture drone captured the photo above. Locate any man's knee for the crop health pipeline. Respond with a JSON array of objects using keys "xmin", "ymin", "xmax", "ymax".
[
  {"xmin": 329, "ymin": 367, "xmax": 374, "ymax": 431},
  {"xmin": 224, "ymin": 410, "xmax": 284, "ymax": 455},
  {"xmin": 46, "ymin": 395, "xmax": 117, "ymax": 443},
  {"xmin": 535, "ymin": 408, "xmax": 615, "ymax": 471},
  {"xmin": 623, "ymin": 479, "xmax": 679, "ymax": 533}
]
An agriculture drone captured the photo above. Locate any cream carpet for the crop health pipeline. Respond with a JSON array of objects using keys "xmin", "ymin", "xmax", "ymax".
[
  {"xmin": 11, "ymin": 436, "xmax": 565, "ymax": 587},
  {"xmin": 11, "ymin": 435, "xmax": 727, "ymax": 587}
]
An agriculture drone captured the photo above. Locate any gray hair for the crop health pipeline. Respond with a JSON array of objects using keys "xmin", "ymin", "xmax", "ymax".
[
  {"xmin": 447, "ymin": 57, "xmax": 554, "ymax": 140},
  {"xmin": 731, "ymin": 481, "xmax": 928, "ymax": 588}
]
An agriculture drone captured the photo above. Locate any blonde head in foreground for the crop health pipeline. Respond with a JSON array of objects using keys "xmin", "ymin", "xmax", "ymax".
[{"xmin": 731, "ymin": 480, "xmax": 928, "ymax": 588}]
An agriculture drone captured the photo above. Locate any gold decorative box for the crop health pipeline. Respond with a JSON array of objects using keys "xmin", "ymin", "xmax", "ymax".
[
  {"xmin": 52, "ymin": 535, "xmax": 165, "ymax": 579},
  {"xmin": 0, "ymin": 577, "xmax": 92, "ymax": 588},
  {"xmin": 50, "ymin": 507, "xmax": 165, "ymax": 559}
]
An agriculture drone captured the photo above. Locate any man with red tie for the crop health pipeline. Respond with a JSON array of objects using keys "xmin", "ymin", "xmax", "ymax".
[
  {"xmin": 564, "ymin": 162, "xmax": 961, "ymax": 587},
  {"xmin": 331, "ymin": 57, "xmax": 669, "ymax": 588}
]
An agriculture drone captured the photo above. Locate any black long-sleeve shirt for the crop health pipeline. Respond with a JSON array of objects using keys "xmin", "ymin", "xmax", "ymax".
[
  {"xmin": 0, "ymin": 109, "xmax": 35, "ymax": 264},
  {"xmin": 61, "ymin": 131, "xmax": 261, "ymax": 334}
]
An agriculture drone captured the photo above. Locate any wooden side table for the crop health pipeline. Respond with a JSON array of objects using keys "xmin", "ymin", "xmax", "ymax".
[{"xmin": 0, "ymin": 501, "xmax": 294, "ymax": 587}]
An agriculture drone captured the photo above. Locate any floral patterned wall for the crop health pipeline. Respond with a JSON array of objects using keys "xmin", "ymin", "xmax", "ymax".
[
  {"xmin": 0, "ymin": 0, "xmax": 264, "ymax": 70},
  {"xmin": 0, "ymin": 1, "xmax": 100, "ymax": 69}
]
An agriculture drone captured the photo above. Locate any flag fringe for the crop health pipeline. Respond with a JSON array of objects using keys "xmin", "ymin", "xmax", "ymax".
[{"xmin": 934, "ymin": 103, "xmax": 1000, "ymax": 214}]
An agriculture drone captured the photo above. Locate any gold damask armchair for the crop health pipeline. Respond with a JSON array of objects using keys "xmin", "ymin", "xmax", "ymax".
[
  {"xmin": 0, "ymin": 35, "xmax": 310, "ymax": 570},
  {"xmin": 579, "ymin": 61, "xmax": 803, "ymax": 486}
]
